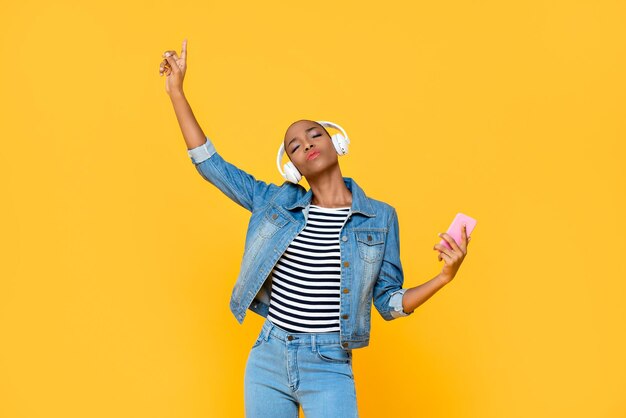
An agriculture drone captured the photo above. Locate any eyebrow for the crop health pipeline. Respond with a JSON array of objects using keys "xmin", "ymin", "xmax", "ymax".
[{"xmin": 287, "ymin": 126, "xmax": 319, "ymax": 149}]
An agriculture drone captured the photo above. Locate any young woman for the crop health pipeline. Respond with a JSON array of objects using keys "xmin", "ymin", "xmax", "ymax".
[{"xmin": 160, "ymin": 39, "xmax": 471, "ymax": 418}]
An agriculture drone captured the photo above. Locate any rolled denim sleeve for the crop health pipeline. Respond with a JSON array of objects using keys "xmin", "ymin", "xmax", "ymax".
[
  {"xmin": 373, "ymin": 208, "xmax": 414, "ymax": 320},
  {"xmin": 187, "ymin": 136, "xmax": 282, "ymax": 212}
]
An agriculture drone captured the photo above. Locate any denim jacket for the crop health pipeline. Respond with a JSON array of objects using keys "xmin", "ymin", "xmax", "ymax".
[{"xmin": 187, "ymin": 136, "xmax": 413, "ymax": 349}]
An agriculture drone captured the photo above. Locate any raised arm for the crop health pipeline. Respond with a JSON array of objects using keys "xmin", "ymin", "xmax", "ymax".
[
  {"xmin": 160, "ymin": 39, "xmax": 206, "ymax": 150},
  {"xmin": 160, "ymin": 39, "xmax": 281, "ymax": 212}
]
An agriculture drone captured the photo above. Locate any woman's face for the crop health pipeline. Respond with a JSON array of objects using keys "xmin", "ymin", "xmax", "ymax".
[{"xmin": 283, "ymin": 120, "xmax": 337, "ymax": 180}]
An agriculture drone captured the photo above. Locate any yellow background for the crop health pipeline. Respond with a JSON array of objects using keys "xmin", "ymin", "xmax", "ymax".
[{"xmin": 1, "ymin": 0, "xmax": 625, "ymax": 417}]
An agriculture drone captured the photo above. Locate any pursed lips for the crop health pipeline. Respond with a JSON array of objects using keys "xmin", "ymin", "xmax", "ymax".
[{"xmin": 307, "ymin": 150, "xmax": 320, "ymax": 160}]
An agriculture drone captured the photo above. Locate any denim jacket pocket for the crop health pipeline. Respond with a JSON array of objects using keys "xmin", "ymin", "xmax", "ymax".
[
  {"xmin": 258, "ymin": 206, "xmax": 290, "ymax": 238},
  {"xmin": 355, "ymin": 231, "xmax": 385, "ymax": 263}
]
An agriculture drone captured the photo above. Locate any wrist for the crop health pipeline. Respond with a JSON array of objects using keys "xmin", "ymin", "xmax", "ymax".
[
  {"xmin": 168, "ymin": 88, "xmax": 185, "ymax": 99},
  {"xmin": 438, "ymin": 273, "xmax": 452, "ymax": 285}
]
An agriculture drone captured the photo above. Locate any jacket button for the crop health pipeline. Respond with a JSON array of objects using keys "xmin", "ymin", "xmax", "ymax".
[
  {"xmin": 343, "ymin": 261, "xmax": 350, "ymax": 267},
  {"xmin": 287, "ymin": 335, "xmax": 293, "ymax": 341},
  {"xmin": 342, "ymin": 342, "xmax": 349, "ymax": 348},
  {"xmin": 342, "ymin": 235, "xmax": 348, "ymax": 242},
  {"xmin": 367, "ymin": 234, "xmax": 372, "ymax": 241},
  {"xmin": 342, "ymin": 314, "xmax": 349, "ymax": 319},
  {"xmin": 272, "ymin": 213, "xmax": 278, "ymax": 220},
  {"xmin": 343, "ymin": 288, "xmax": 349, "ymax": 294}
]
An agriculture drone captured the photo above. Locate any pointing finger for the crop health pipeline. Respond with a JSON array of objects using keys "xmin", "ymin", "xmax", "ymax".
[{"xmin": 181, "ymin": 39, "xmax": 187, "ymax": 62}]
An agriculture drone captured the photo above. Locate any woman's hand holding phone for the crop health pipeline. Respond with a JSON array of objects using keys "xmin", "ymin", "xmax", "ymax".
[{"xmin": 433, "ymin": 212, "xmax": 476, "ymax": 283}]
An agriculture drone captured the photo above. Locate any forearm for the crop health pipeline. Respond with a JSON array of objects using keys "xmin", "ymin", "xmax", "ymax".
[
  {"xmin": 168, "ymin": 89, "xmax": 207, "ymax": 150},
  {"xmin": 401, "ymin": 273, "xmax": 450, "ymax": 314}
]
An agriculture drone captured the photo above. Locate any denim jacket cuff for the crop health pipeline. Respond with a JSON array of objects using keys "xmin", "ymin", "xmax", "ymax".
[
  {"xmin": 389, "ymin": 288, "xmax": 412, "ymax": 318},
  {"xmin": 187, "ymin": 136, "xmax": 216, "ymax": 164}
]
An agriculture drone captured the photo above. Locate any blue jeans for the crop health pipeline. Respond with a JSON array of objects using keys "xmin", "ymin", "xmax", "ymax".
[{"xmin": 244, "ymin": 317, "xmax": 359, "ymax": 417}]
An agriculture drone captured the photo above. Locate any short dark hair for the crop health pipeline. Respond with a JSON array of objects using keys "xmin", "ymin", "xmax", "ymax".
[{"xmin": 284, "ymin": 119, "xmax": 332, "ymax": 147}]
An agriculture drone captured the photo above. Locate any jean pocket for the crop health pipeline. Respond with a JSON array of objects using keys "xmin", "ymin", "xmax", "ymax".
[
  {"xmin": 251, "ymin": 335, "xmax": 265, "ymax": 349},
  {"xmin": 315, "ymin": 345, "xmax": 352, "ymax": 364}
]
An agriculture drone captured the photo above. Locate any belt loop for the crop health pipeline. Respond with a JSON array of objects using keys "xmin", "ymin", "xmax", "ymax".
[
  {"xmin": 311, "ymin": 334, "xmax": 316, "ymax": 352},
  {"xmin": 263, "ymin": 319, "xmax": 272, "ymax": 341}
]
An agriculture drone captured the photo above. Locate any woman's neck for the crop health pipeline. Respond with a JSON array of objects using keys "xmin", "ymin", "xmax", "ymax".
[{"xmin": 308, "ymin": 173, "xmax": 352, "ymax": 208}]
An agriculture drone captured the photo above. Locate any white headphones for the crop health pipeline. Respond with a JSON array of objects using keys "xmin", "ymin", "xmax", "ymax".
[{"xmin": 276, "ymin": 120, "xmax": 351, "ymax": 184}]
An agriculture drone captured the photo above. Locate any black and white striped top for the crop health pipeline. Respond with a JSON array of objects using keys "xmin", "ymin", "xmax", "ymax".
[{"xmin": 267, "ymin": 204, "xmax": 351, "ymax": 333}]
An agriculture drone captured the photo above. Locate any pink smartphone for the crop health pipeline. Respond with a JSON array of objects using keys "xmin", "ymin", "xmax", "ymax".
[{"xmin": 438, "ymin": 212, "xmax": 477, "ymax": 250}]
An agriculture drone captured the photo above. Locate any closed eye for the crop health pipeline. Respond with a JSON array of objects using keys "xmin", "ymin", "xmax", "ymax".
[{"xmin": 292, "ymin": 134, "xmax": 321, "ymax": 152}]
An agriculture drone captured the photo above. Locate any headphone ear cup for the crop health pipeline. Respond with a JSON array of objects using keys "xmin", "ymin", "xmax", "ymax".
[
  {"xmin": 283, "ymin": 162, "xmax": 302, "ymax": 184},
  {"xmin": 331, "ymin": 133, "xmax": 350, "ymax": 156}
]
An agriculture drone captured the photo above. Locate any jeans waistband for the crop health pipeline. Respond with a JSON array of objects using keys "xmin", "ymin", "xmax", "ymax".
[{"xmin": 259, "ymin": 317, "xmax": 344, "ymax": 348}]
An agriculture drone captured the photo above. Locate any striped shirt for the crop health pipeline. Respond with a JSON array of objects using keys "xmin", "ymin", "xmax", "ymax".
[{"xmin": 266, "ymin": 204, "xmax": 351, "ymax": 333}]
